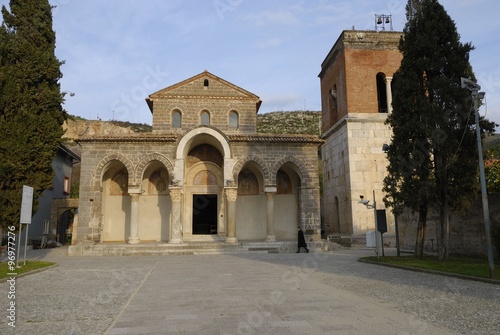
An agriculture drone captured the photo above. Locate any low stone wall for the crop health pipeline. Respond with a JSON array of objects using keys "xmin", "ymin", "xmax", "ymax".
[{"xmin": 397, "ymin": 193, "xmax": 500, "ymax": 256}]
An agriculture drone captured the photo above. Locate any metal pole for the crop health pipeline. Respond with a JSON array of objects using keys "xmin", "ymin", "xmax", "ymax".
[
  {"xmin": 23, "ymin": 224, "xmax": 29, "ymax": 266},
  {"xmin": 394, "ymin": 208, "xmax": 400, "ymax": 257},
  {"xmin": 392, "ymin": 183, "xmax": 401, "ymax": 256},
  {"xmin": 373, "ymin": 190, "xmax": 380, "ymax": 258},
  {"xmin": 16, "ymin": 224, "xmax": 22, "ymax": 268},
  {"xmin": 473, "ymin": 91, "xmax": 495, "ymax": 279}
]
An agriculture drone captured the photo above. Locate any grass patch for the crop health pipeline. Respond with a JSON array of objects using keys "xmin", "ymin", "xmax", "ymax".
[
  {"xmin": 0, "ymin": 260, "xmax": 56, "ymax": 279},
  {"xmin": 361, "ymin": 255, "xmax": 500, "ymax": 280}
]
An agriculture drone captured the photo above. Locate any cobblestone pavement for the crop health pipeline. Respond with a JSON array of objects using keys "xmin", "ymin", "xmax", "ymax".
[{"xmin": 0, "ymin": 247, "xmax": 498, "ymax": 334}]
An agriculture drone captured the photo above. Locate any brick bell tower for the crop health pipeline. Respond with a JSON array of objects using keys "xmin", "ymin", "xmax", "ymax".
[{"xmin": 319, "ymin": 30, "xmax": 402, "ymax": 241}]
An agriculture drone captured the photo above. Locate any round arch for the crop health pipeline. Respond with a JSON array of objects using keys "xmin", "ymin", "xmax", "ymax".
[
  {"xmin": 232, "ymin": 155, "xmax": 271, "ymax": 185},
  {"xmin": 174, "ymin": 126, "xmax": 233, "ymax": 184},
  {"xmin": 95, "ymin": 153, "xmax": 134, "ymax": 186},
  {"xmin": 135, "ymin": 153, "xmax": 174, "ymax": 184},
  {"xmin": 270, "ymin": 156, "xmax": 307, "ymax": 185}
]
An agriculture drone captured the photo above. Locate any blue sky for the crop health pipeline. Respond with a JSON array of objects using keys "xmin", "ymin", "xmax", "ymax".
[{"xmin": 2, "ymin": 0, "xmax": 499, "ymax": 128}]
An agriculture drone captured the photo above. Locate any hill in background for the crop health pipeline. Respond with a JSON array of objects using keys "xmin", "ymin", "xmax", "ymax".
[{"xmin": 64, "ymin": 111, "xmax": 322, "ymax": 139}]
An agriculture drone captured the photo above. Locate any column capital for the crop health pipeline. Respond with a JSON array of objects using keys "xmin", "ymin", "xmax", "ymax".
[
  {"xmin": 264, "ymin": 186, "xmax": 277, "ymax": 193},
  {"xmin": 225, "ymin": 188, "xmax": 238, "ymax": 202},
  {"xmin": 169, "ymin": 187, "xmax": 182, "ymax": 202},
  {"xmin": 384, "ymin": 76, "xmax": 393, "ymax": 83},
  {"xmin": 130, "ymin": 193, "xmax": 140, "ymax": 202}
]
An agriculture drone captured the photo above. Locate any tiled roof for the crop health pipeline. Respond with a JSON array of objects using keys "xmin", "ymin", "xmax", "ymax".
[
  {"xmin": 75, "ymin": 134, "xmax": 178, "ymax": 143},
  {"xmin": 229, "ymin": 133, "xmax": 324, "ymax": 144},
  {"xmin": 75, "ymin": 133, "xmax": 323, "ymax": 144}
]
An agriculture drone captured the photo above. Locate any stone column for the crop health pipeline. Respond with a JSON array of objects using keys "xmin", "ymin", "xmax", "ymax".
[
  {"xmin": 128, "ymin": 193, "xmax": 140, "ymax": 244},
  {"xmin": 265, "ymin": 189, "xmax": 276, "ymax": 242},
  {"xmin": 385, "ymin": 76, "xmax": 393, "ymax": 114},
  {"xmin": 169, "ymin": 187, "xmax": 183, "ymax": 244},
  {"xmin": 225, "ymin": 188, "xmax": 238, "ymax": 244}
]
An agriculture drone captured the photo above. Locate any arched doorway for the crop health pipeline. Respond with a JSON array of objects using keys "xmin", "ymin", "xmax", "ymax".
[
  {"xmin": 140, "ymin": 161, "xmax": 170, "ymax": 241},
  {"xmin": 275, "ymin": 164, "xmax": 301, "ymax": 240},
  {"xmin": 236, "ymin": 163, "xmax": 266, "ymax": 240},
  {"xmin": 101, "ymin": 161, "xmax": 130, "ymax": 242},
  {"xmin": 183, "ymin": 144, "xmax": 224, "ymax": 240}
]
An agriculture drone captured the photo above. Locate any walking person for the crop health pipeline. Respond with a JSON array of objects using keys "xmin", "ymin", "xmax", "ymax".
[{"xmin": 296, "ymin": 226, "xmax": 309, "ymax": 253}]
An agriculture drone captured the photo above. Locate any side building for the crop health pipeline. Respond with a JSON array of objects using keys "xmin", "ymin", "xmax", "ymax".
[
  {"xmin": 27, "ymin": 144, "xmax": 80, "ymax": 247},
  {"xmin": 319, "ymin": 30, "xmax": 402, "ymax": 241}
]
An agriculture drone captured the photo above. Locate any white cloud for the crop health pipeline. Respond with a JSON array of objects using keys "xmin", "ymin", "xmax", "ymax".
[
  {"xmin": 255, "ymin": 38, "xmax": 282, "ymax": 48},
  {"xmin": 244, "ymin": 9, "xmax": 301, "ymax": 26}
]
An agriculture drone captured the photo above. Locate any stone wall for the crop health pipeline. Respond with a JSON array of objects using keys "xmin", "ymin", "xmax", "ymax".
[
  {"xmin": 398, "ymin": 193, "xmax": 500, "ymax": 256},
  {"xmin": 322, "ymin": 114, "xmax": 393, "ymax": 236}
]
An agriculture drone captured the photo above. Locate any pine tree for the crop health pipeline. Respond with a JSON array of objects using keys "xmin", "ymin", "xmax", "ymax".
[
  {"xmin": 0, "ymin": 0, "xmax": 66, "ymax": 234},
  {"xmin": 383, "ymin": 0, "xmax": 496, "ymax": 259}
]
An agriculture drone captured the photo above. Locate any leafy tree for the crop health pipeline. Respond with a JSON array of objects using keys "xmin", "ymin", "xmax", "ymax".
[
  {"xmin": 383, "ymin": 0, "xmax": 496, "ymax": 260},
  {"xmin": 0, "ymin": 0, "xmax": 66, "ymax": 234}
]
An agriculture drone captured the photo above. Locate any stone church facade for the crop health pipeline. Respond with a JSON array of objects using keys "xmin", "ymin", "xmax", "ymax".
[
  {"xmin": 320, "ymin": 30, "xmax": 403, "ymax": 239},
  {"xmin": 71, "ymin": 71, "xmax": 323, "ymax": 251}
]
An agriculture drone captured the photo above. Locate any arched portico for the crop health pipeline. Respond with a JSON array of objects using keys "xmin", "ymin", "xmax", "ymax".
[{"xmin": 174, "ymin": 126, "xmax": 234, "ymax": 184}]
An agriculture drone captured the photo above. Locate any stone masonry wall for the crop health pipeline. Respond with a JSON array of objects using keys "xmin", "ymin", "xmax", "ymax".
[{"xmin": 398, "ymin": 193, "xmax": 500, "ymax": 256}]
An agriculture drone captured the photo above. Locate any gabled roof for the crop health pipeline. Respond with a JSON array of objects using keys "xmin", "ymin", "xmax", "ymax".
[{"xmin": 146, "ymin": 71, "xmax": 261, "ymax": 113}]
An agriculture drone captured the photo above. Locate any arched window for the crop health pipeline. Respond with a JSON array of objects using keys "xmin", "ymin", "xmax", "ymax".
[
  {"xmin": 172, "ymin": 110, "xmax": 182, "ymax": 128},
  {"xmin": 229, "ymin": 110, "xmax": 239, "ymax": 128},
  {"xmin": 329, "ymin": 85, "xmax": 338, "ymax": 120},
  {"xmin": 376, "ymin": 73, "xmax": 388, "ymax": 113},
  {"xmin": 200, "ymin": 110, "xmax": 210, "ymax": 126},
  {"xmin": 204, "ymin": 79, "xmax": 209, "ymax": 89}
]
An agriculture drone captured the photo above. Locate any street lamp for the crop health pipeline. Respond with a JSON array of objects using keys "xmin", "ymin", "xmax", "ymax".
[
  {"xmin": 461, "ymin": 77, "xmax": 495, "ymax": 279},
  {"xmin": 358, "ymin": 191, "xmax": 382, "ymax": 258}
]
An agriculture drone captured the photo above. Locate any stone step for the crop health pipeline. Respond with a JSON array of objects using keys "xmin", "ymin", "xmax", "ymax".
[{"xmin": 69, "ymin": 240, "xmax": 328, "ymax": 256}]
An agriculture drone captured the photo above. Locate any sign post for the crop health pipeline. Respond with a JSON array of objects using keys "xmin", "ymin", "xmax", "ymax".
[{"xmin": 17, "ymin": 185, "xmax": 33, "ymax": 267}]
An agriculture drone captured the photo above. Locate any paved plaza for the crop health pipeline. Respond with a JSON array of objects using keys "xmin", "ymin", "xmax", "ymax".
[{"xmin": 1, "ymin": 247, "xmax": 499, "ymax": 335}]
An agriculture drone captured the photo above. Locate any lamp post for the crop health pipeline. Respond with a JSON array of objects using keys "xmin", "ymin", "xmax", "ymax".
[
  {"xmin": 359, "ymin": 190, "xmax": 381, "ymax": 258},
  {"xmin": 461, "ymin": 77, "xmax": 495, "ymax": 279}
]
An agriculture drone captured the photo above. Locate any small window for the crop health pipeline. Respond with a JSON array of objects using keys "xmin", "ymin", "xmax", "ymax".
[
  {"xmin": 204, "ymin": 79, "xmax": 209, "ymax": 89},
  {"xmin": 172, "ymin": 110, "xmax": 182, "ymax": 128},
  {"xmin": 376, "ymin": 73, "xmax": 388, "ymax": 113},
  {"xmin": 63, "ymin": 176, "xmax": 70, "ymax": 195},
  {"xmin": 201, "ymin": 110, "xmax": 210, "ymax": 126},
  {"xmin": 229, "ymin": 111, "xmax": 239, "ymax": 128}
]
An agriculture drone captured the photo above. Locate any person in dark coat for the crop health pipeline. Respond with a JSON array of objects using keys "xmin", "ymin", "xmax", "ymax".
[{"xmin": 296, "ymin": 226, "xmax": 309, "ymax": 253}]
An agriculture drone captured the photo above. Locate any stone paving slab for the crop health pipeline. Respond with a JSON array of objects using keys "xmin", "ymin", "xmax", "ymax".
[
  {"xmin": 0, "ymin": 247, "xmax": 498, "ymax": 334},
  {"xmin": 103, "ymin": 254, "xmax": 459, "ymax": 335}
]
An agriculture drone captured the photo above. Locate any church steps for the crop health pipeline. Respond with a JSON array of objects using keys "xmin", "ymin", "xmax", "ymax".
[{"xmin": 68, "ymin": 241, "xmax": 328, "ymax": 256}]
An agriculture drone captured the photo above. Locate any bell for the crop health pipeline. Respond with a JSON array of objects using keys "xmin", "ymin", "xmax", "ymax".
[
  {"xmin": 377, "ymin": 17, "xmax": 382, "ymax": 24},
  {"xmin": 385, "ymin": 17, "xmax": 390, "ymax": 24}
]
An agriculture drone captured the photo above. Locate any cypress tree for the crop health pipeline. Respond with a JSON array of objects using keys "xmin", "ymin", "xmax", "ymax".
[
  {"xmin": 383, "ymin": 0, "xmax": 496, "ymax": 259},
  {"xmin": 0, "ymin": 0, "xmax": 66, "ymax": 234}
]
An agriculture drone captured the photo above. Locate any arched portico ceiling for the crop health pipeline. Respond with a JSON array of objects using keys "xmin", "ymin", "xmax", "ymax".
[
  {"xmin": 173, "ymin": 126, "xmax": 234, "ymax": 184},
  {"xmin": 176, "ymin": 126, "xmax": 231, "ymax": 160}
]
